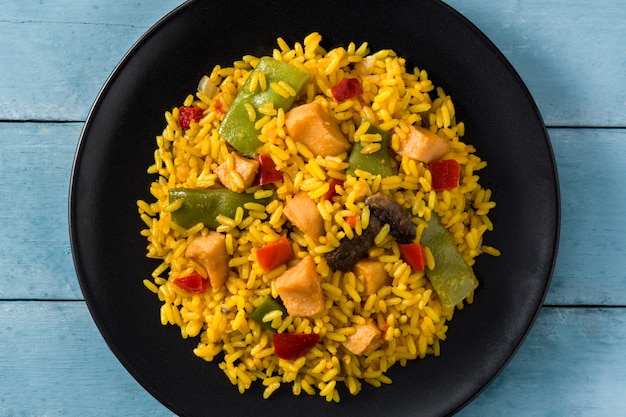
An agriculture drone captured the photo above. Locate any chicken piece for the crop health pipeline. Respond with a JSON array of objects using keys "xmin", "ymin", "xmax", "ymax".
[
  {"xmin": 353, "ymin": 259, "xmax": 390, "ymax": 295},
  {"xmin": 283, "ymin": 191, "xmax": 325, "ymax": 240},
  {"xmin": 274, "ymin": 255, "xmax": 324, "ymax": 317},
  {"xmin": 342, "ymin": 319, "xmax": 384, "ymax": 356},
  {"xmin": 184, "ymin": 232, "xmax": 230, "ymax": 288},
  {"xmin": 397, "ymin": 125, "xmax": 450, "ymax": 163},
  {"xmin": 214, "ymin": 151, "xmax": 260, "ymax": 192},
  {"xmin": 285, "ymin": 101, "xmax": 351, "ymax": 157}
]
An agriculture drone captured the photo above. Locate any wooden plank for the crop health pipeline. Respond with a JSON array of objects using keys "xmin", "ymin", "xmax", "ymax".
[
  {"xmin": 1, "ymin": 123, "xmax": 625, "ymax": 305},
  {"xmin": 0, "ymin": 0, "xmax": 184, "ymax": 121},
  {"xmin": 0, "ymin": 0, "xmax": 624, "ymax": 126},
  {"xmin": 0, "ymin": 123, "xmax": 83, "ymax": 299},
  {"xmin": 545, "ymin": 128, "xmax": 626, "ymax": 305},
  {"xmin": 446, "ymin": 0, "xmax": 626, "ymax": 127},
  {"xmin": 0, "ymin": 301, "xmax": 174, "ymax": 416},
  {"xmin": 459, "ymin": 307, "xmax": 626, "ymax": 417},
  {"xmin": 0, "ymin": 302, "xmax": 624, "ymax": 416}
]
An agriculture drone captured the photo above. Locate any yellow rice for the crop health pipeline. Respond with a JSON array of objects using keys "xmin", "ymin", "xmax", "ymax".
[{"xmin": 137, "ymin": 33, "xmax": 498, "ymax": 402}]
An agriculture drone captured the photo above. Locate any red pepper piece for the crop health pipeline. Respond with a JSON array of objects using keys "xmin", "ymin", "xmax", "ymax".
[
  {"xmin": 331, "ymin": 78, "xmax": 363, "ymax": 102},
  {"xmin": 273, "ymin": 333, "xmax": 320, "ymax": 360},
  {"xmin": 399, "ymin": 243, "xmax": 426, "ymax": 272},
  {"xmin": 214, "ymin": 100, "xmax": 225, "ymax": 114},
  {"xmin": 430, "ymin": 159, "xmax": 460, "ymax": 191},
  {"xmin": 172, "ymin": 273, "xmax": 209, "ymax": 293},
  {"xmin": 256, "ymin": 235, "xmax": 294, "ymax": 271},
  {"xmin": 178, "ymin": 106, "xmax": 204, "ymax": 129},
  {"xmin": 346, "ymin": 215, "xmax": 357, "ymax": 228},
  {"xmin": 253, "ymin": 154, "xmax": 283, "ymax": 186},
  {"xmin": 323, "ymin": 179, "xmax": 344, "ymax": 201}
]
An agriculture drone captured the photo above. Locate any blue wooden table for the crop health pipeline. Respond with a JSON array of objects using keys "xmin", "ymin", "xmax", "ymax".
[{"xmin": 1, "ymin": 1, "xmax": 624, "ymax": 415}]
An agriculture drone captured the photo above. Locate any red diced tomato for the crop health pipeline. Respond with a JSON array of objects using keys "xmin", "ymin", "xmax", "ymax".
[
  {"xmin": 273, "ymin": 333, "xmax": 320, "ymax": 360},
  {"xmin": 331, "ymin": 78, "xmax": 363, "ymax": 102},
  {"xmin": 172, "ymin": 273, "xmax": 209, "ymax": 293},
  {"xmin": 178, "ymin": 106, "xmax": 204, "ymax": 129},
  {"xmin": 323, "ymin": 179, "xmax": 344, "ymax": 201},
  {"xmin": 253, "ymin": 154, "xmax": 283, "ymax": 186},
  {"xmin": 430, "ymin": 159, "xmax": 460, "ymax": 191},
  {"xmin": 214, "ymin": 100, "xmax": 225, "ymax": 114},
  {"xmin": 346, "ymin": 215, "xmax": 357, "ymax": 228},
  {"xmin": 256, "ymin": 235, "xmax": 293, "ymax": 271},
  {"xmin": 381, "ymin": 322, "xmax": 390, "ymax": 339},
  {"xmin": 399, "ymin": 243, "xmax": 426, "ymax": 272}
]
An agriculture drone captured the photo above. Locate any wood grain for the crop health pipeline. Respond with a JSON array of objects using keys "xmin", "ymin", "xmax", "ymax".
[
  {"xmin": 0, "ymin": 302, "xmax": 623, "ymax": 416},
  {"xmin": 0, "ymin": 301, "xmax": 174, "ymax": 416},
  {"xmin": 0, "ymin": 0, "xmax": 624, "ymax": 125},
  {"xmin": 447, "ymin": 0, "xmax": 626, "ymax": 127},
  {"xmin": 0, "ymin": 0, "xmax": 184, "ymax": 121},
  {"xmin": 0, "ymin": 0, "xmax": 624, "ymax": 416}
]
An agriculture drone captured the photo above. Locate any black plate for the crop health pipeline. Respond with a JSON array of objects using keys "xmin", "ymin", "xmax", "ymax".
[{"xmin": 69, "ymin": 1, "xmax": 559, "ymax": 416}]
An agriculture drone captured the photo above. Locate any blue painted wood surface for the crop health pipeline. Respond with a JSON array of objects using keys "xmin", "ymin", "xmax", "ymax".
[{"xmin": 0, "ymin": 0, "xmax": 625, "ymax": 416}]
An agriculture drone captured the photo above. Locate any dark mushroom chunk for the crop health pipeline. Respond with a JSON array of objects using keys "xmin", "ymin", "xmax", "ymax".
[
  {"xmin": 325, "ymin": 216, "xmax": 381, "ymax": 271},
  {"xmin": 365, "ymin": 193, "xmax": 416, "ymax": 243}
]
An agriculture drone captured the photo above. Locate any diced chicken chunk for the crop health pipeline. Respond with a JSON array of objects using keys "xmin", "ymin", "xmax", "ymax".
[
  {"xmin": 214, "ymin": 151, "xmax": 260, "ymax": 192},
  {"xmin": 274, "ymin": 255, "xmax": 324, "ymax": 317},
  {"xmin": 397, "ymin": 125, "xmax": 450, "ymax": 163},
  {"xmin": 342, "ymin": 319, "xmax": 383, "ymax": 356},
  {"xmin": 353, "ymin": 259, "xmax": 390, "ymax": 295},
  {"xmin": 283, "ymin": 191, "xmax": 325, "ymax": 240},
  {"xmin": 185, "ymin": 232, "xmax": 230, "ymax": 288},
  {"xmin": 285, "ymin": 102, "xmax": 351, "ymax": 157}
]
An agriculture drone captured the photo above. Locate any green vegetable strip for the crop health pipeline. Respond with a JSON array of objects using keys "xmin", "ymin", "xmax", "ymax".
[
  {"xmin": 168, "ymin": 188, "xmax": 272, "ymax": 230},
  {"xmin": 250, "ymin": 296, "xmax": 287, "ymax": 331},
  {"xmin": 347, "ymin": 120, "xmax": 393, "ymax": 177},
  {"xmin": 217, "ymin": 57, "xmax": 309, "ymax": 156},
  {"xmin": 420, "ymin": 213, "xmax": 478, "ymax": 308}
]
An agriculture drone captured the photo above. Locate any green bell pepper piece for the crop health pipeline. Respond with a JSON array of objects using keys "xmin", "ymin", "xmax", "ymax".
[
  {"xmin": 420, "ymin": 213, "xmax": 478, "ymax": 308},
  {"xmin": 347, "ymin": 120, "xmax": 393, "ymax": 177},
  {"xmin": 250, "ymin": 295, "xmax": 287, "ymax": 331},
  {"xmin": 217, "ymin": 57, "xmax": 309, "ymax": 156},
  {"xmin": 168, "ymin": 188, "xmax": 272, "ymax": 230}
]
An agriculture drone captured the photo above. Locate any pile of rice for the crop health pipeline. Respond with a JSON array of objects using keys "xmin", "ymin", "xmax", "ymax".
[{"xmin": 137, "ymin": 33, "xmax": 498, "ymax": 402}]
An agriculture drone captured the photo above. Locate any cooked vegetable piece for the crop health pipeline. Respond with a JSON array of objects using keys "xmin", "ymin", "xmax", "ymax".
[
  {"xmin": 217, "ymin": 57, "xmax": 309, "ymax": 156},
  {"xmin": 282, "ymin": 191, "xmax": 324, "ymax": 240},
  {"xmin": 347, "ymin": 120, "xmax": 393, "ymax": 177},
  {"xmin": 256, "ymin": 235, "xmax": 293, "ymax": 271},
  {"xmin": 420, "ymin": 213, "xmax": 478, "ymax": 307},
  {"xmin": 285, "ymin": 101, "xmax": 351, "ymax": 157},
  {"xmin": 253, "ymin": 154, "xmax": 283, "ymax": 186},
  {"xmin": 397, "ymin": 125, "xmax": 450, "ymax": 163},
  {"xmin": 185, "ymin": 232, "xmax": 230, "ymax": 288},
  {"xmin": 342, "ymin": 319, "xmax": 383, "ymax": 355},
  {"xmin": 399, "ymin": 243, "xmax": 426, "ymax": 272},
  {"xmin": 250, "ymin": 295, "xmax": 287, "ymax": 331},
  {"xmin": 430, "ymin": 159, "xmax": 460, "ymax": 191},
  {"xmin": 331, "ymin": 78, "xmax": 363, "ymax": 102},
  {"xmin": 327, "ymin": 194, "xmax": 416, "ymax": 271},
  {"xmin": 346, "ymin": 215, "xmax": 357, "ymax": 228},
  {"xmin": 325, "ymin": 216, "xmax": 381, "ymax": 271},
  {"xmin": 178, "ymin": 106, "xmax": 204, "ymax": 130},
  {"xmin": 273, "ymin": 333, "xmax": 320, "ymax": 360},
  {"xmin": 353, "ymin": 259, "xmax": 390, "ymax": 295},
  {"xmin": 323, "ymin": 178, "xmax": 344, "ymax": 201},
  {"xmin": 214, "ymin": 151, "xmax": 260, "ymax": 192},
  {"xmin": 172, "ymin": 273, "xmax": 209, "ymax": 293},
  {"xmin": 168, "ymin": 188, "xmax": 272, "ymax": 230},
  {"xmin": 365, "ymin": 193, "xmax": 416, "ymax": 243},
  {"xmin": 274, "ymin": 255, "xmax": 324, "ymax": 317}
]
